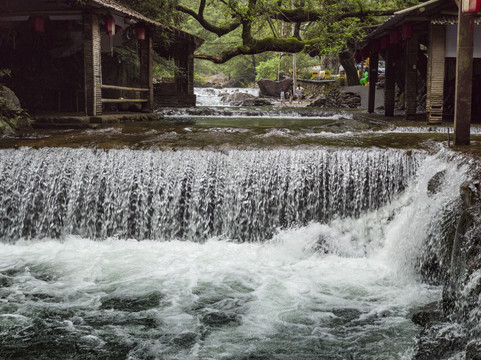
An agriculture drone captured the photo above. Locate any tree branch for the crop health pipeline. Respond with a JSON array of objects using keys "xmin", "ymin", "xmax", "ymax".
[
  {"xmin": 270, "ymin": 7, "xmax": 397, "ymax": 22},
  {"xmin": 194, "ymin": 37, "xmax": 316, "ymax": 63},
  {"xmin": 175, "ymin": 4, "xmax": 241, "ymax": 37}
]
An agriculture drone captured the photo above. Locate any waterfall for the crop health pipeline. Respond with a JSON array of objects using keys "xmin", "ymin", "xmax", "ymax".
[
  {"xmin": 0, "ymin": 146, "xmax": 470, "ymax": 360},
  {"xmin": 0, "ymin": 148, "xmax": 418, "ymax": 242}
]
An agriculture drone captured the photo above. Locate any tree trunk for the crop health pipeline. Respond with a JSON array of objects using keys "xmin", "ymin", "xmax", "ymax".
[{"xmin": 339, "ymin": 50, "xmax": 359, "ymax": 86}]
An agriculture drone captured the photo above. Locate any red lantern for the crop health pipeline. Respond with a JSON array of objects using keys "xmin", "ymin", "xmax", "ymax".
[
  {"xmin": 390, "ymin": 29, "xmax": 400, "ymax": 44},
  {"xmin": 402, "ymin": 24, "xmax": 413, "ymax": 39},
  {"xmin": 381, "ymin": 35, "xmax": 390, "ymax": 49},
  {"xmin": 370, "ymin": 40, "xmax": 380, "ymax": 53},
  {"xmin": 462, "ymin": 0, "xmax": 481, "ymax": 13},
  {"xmin": 136, "ymin": 25, "xmax": 146, "ymax": 41},
  {"xmin": 355, "ymin": 51, "xmax": 362, "ymax": 63},
  {"xmin": 32, "ymin": 17, "xmax": 45, "ymax": 33},
  {"xmin": 105, "ymin": 16, "xmax": 115, "ymax": 36}
]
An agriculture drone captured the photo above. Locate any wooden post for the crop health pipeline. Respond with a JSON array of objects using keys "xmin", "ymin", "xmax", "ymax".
[
  {"xmin": 368, "ymin": 50, "xmax": 379, "ymax": 113},
  {"xmin": 140, "ymin": 29, "xmax": 153, "ymax": 112},
  {"xmin": 187, "ymin": 52, "xmax": 194, "ymax": 95},
  {"xmin": 427, "ymin": 24, "xmax": 446, "ymax": 124},
  {"xmin": 384, "ymin": 47, "xmax": 395, "ymax": 117},
  {"xmin": 174, "ymin": 49, "xmax": 188, "ymax": 95},
  {"xmin": 83, "ymin": 12, "xmax": 102, "ymax": 116},
  {"xmin": 405, "ymin": 34, "xmax": 418, "ymax": 120},
  {"xmin": 454, "ymin": 7, "xmax": 474, "ymax": 145}
]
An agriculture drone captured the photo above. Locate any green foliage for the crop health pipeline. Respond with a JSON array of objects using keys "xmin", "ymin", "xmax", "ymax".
[
  {"xmin": 0, "ymin": 91, "xmax": 29, "ymax": 129},
  {"xmin": 176, "ymin": 0, "xmax": 419, "ymax": 64},
  {"xmin": 119, "ymin": 0, "xmax": 182, "ymax": 25},
  {"xmin": 255, "ymin": 57, "xmax": 281, "ymax": 81}
]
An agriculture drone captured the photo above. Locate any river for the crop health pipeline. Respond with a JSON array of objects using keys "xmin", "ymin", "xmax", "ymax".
[{"xmin": 0, "ymin": 144, "xmax": 467, "ymax": 359}]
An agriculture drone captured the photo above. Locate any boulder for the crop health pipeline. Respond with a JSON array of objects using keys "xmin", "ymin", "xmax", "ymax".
[
  {"xmin": 412, "ymin": 301, "xmax": 443, "ymax": 327},
  {"xmin": 0, "ymin": 85, "xmax": 31, "ymax": 133},
  {"xmin": 460, "ymin": 181, "xmax": 481, "ymax": 207},
  {"xmin": 257, "ymin": 78, "xmax": 293, "ymax": 97},
  {"xmin": 220, "ymin": 92, "xmax": 271, "ymax": 106},
  {"xmin": 0, "ymin": 85, "xmax": 21, "ymax": 112},
  {"xmin": 427, "ymin": 170, "xmax": 447, "ymax": 197}
]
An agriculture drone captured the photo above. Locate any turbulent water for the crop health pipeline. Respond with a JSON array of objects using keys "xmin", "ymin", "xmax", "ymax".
[
  {"xmin": 0, "ymin": 147, "xmax": 468, "ymax": 359},
  {"xmin": 195, "ymin": 88, "xmax": 260, "ymax": 107}
]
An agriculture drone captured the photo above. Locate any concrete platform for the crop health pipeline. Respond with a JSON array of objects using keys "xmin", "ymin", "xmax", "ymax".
[{"xmin": 32, "ymin": 112, "xmax": 164, "ymax": 129}]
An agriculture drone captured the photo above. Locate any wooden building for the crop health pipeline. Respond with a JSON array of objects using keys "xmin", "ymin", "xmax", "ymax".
[
  {"xmin": 357, "ymin": 0, "xmax": 481, "ymax": 145},
  {"xmin": 0, "ymin": 0, "xmax": 203, "ymax": 117}
]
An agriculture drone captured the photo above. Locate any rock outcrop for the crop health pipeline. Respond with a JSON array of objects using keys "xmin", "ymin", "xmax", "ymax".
[
  {"xmin": 308, "ymin": 88, "xmax": 361, "ymax": 108},
  {"xmin": 257, "ymin": 78, "xmax": 293, "ymax": 97},
  {"xmin": 413, "ymin": 171, "xmax": 481, "ymax": 360},
  {"xmin": 0, "ymin": 85, "xmax": 31, "ymax": 134}
]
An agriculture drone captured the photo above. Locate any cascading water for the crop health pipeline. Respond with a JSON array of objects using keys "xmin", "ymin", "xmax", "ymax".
[
  {"xmin": 0, "ymin": 147, "xmax": 467, "ymax": 359},
  {"xmin": 195, "ymin": 87, "xmax": 260, "ymax": 106},
  {"xmin": 0, "ymin": 148, "xmax": 417, "ymax": 242}
]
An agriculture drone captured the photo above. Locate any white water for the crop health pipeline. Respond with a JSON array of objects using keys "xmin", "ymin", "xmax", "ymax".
[
  {"xmin": 0, "ymin": 147, "xmax": 468, "ymax": 359},
  {"xmin": 195, "ymin": 87, "xmax": 260, "ymax": 106},
  {"xmin": 0, "ymin": 148, "xmax": 418, "ymax": 242}
]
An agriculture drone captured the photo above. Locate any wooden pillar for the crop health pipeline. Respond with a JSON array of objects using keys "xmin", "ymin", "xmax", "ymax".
[
  {"xmin": 83, "ymin": 12, "xmax": 102, "ymax": 116},
  {"xmin": 368, "ymin": 50, "xmax": 379, "ymax": 113},
  {"xmin": 405, "ymin": 34, "xmax": 419, "ymax": 120},
  {"xmin": 174, "ymin": 49, "xmax": 188, "ymax": 95},
  {"xmin": 454, "ymin": 7, "xmax": 474, "ymax": 145},
  {"xmin": 427, "ymin": 24, "xmax": 446, "ymax": 124},
  {"xmin": 384, "ymin": 47, "xmax": 396, "ymax": 117},
  {"xmin": 187, "ymin": 53, "xmax": 194, "ymax": 95},
  {"xmin": 140, "ymin": 29, "xmax": 153, "ymax": 112}
]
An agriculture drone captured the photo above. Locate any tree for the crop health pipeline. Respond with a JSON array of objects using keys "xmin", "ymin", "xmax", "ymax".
[{"xmin": 175, "ymin": 0, "xmax": 419, "ymax": 84}]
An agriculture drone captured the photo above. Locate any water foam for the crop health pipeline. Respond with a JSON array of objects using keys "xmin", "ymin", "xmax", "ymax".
[{"xmin": 0, "ymin": 146, "xmax": 468, "ymax": 359}]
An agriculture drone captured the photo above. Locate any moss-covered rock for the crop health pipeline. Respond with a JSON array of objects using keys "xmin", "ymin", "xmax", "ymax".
[{"xmin": 0, "ymin": 84, "xmax": 31, "ymax": 133}]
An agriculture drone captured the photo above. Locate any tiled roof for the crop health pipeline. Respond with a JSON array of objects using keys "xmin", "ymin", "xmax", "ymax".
[
  {"xmin": 360, "ymin": 0, "xmax": 455, "ymax": 43},
  {"xmin": 89, "ymin": 0, "xmax": 204, "ymax": 47}
]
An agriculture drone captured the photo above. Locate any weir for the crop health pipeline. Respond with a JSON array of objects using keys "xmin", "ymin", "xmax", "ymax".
[
  {"xmin": 0, "ymin": 146, "xmax": 470, "ymax": 359},
  {"xmin": 0, "ymin": 148, "xmax": 418, "ymax": 242}
]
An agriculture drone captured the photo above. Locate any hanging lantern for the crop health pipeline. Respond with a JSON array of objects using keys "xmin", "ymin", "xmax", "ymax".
[
  {"xmin": 105, "ymin": 16, "xmax": 115, "ymax": 36},
  {"xmin": 390, "ymin": 29, "xmax": 400, "ymax": 44},
  {"xmin": 462, "ymin": 0, "xmax": 481, "ymax": 13},
  {"xmin": 355, "ymin": 51, "xmax": 362, "ymax": 63},
  {"xmin": 381, "ymin": 35, "xmax": 390, "ymax": 49},
  {"xmin": 136, "ymin": 25, "xmax": 146, "ymax": 41},
  {"xmin": 32, "ymin": 17, "xmax": 45, "ymax": 33},
  {"xmin": 370, "ymin": 40, "xmax": 380, "ymax": 53},
  {"xmin": 402, "ymin": 24, "xmax": 413, "ymax": 39}
]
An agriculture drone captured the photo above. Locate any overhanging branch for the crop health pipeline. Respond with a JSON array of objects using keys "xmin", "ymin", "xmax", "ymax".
[
  {"xmin": 194, "ymin": 37, "xmax": 316, "ymax": 63},
  {"xmin": 271, "ymin": 7, "xmax": 397, "ymax": 22},
  {"xmin": 175, "ymin": 4, "xmax": 240, "ymax": 36}
]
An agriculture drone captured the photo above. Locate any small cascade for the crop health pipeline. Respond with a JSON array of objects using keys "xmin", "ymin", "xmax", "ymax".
[
  {"xmin": 0, "ymin": 148, "xmax": 419, "ymax": 242},
  {"xmin": 194, "ymin": 87, "xmax": 260, "ymax": 106}
]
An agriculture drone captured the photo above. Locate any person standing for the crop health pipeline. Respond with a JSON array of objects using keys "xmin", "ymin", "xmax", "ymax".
[
  {"xmin": 295, "ymin": 85, "xmax": 304, "ymax": 104},
  {"xmin": 280, "ymin": 90, "xmax": 287, "ymax": 106},
  {"xmin": 288, "ymin": 85, "xmax": 293, "ymax": 105}
]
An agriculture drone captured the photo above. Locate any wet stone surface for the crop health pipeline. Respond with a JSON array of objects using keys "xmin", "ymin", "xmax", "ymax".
[{"xmin": 1, "ymin": 110, "xmax": 475, "ymax": 150}]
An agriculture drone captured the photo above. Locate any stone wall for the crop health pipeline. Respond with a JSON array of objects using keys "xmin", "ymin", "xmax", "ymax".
[{"xmin": 297, "ymin": 79, "xmax": 336, "ymax": 98}]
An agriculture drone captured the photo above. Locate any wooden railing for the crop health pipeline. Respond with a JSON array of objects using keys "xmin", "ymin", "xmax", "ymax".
[{"xmin": 101, "ymin": 84, "xmax": 149, "ymax": 103}]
